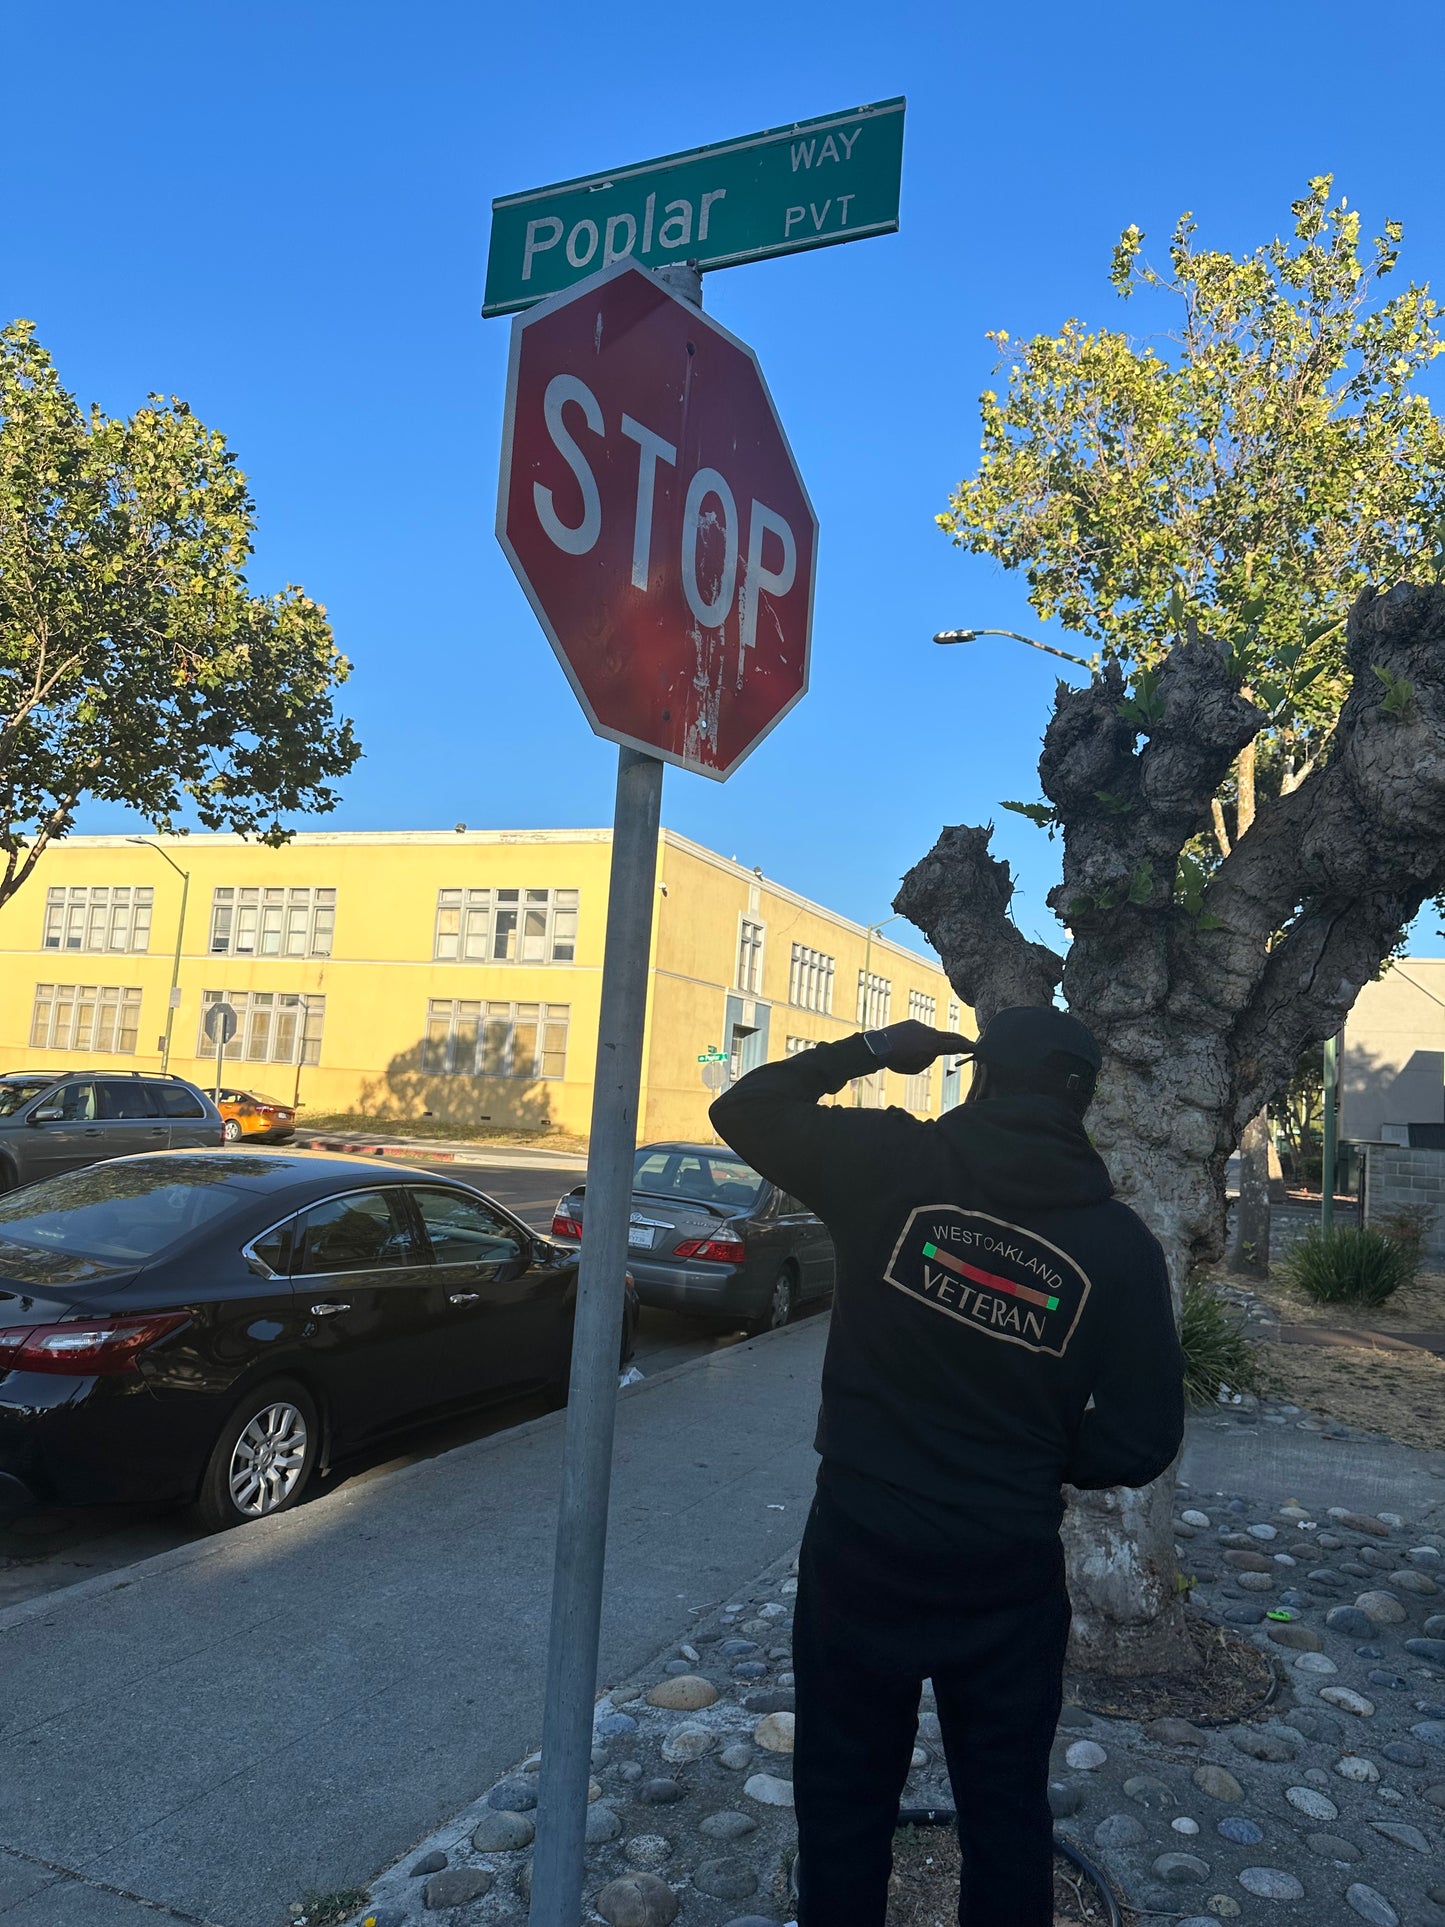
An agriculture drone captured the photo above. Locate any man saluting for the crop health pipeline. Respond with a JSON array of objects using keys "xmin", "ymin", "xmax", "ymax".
[{"xmin": 710, "ymin": 1006, "xmax": 1184, "ymax": 1927}]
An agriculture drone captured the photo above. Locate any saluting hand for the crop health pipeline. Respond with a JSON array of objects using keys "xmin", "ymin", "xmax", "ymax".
[{"xmin": 864, "ymin": 1020, "xmax": 976, "ymax": 1076}]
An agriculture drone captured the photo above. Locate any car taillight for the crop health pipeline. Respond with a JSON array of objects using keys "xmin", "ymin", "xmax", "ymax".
[
  {"xmin": 552, "ymin": 1213, "xmax": 583, "ymax": 1240},
  {"xmin": 0, "ymin": 1312, "xmax": 189, "ymax": 1376},
  {"xmin": 672, "ymin": 1233, "xmax": 747, "ymax": 1262}
]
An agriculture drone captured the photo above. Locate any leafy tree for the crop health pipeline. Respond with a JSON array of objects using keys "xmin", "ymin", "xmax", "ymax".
[
  {"xmin": 902, "ymin": 182, "xmax": 1445, "ymax": 1672},
  {"xmin": 0, "ymin": 321, "xmax": 359, "ymax": 902}
]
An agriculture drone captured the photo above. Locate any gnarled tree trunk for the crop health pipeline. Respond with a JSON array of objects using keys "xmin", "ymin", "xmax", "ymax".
[{"xmin": 897, "ymin": 582, "xmax": 1445, "ymax": 1675}]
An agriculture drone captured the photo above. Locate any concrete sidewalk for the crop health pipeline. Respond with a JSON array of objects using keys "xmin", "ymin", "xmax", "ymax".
[{"xmin": 0, "ymin": 1322, "xmax": 827, "ymax": 1927}]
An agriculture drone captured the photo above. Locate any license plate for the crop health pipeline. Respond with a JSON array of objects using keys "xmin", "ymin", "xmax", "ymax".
[{"xmin": 627, "ymin": 1226, "xmax": 658, "ymax": 1250}]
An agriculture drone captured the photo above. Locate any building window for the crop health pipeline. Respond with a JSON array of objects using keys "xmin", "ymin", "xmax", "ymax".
[
  {"xmin": 908, "ymin": 990, "xmax": 937, "ymax": 1026},
  {"xmin": 209, "ymin": 888, "xmax": 335, "ymax": 958},
  {"xmin": 788, "ymin": 944, "xmax": 835, "ymax": 1013},
  {"xmin": 30, "ymin": 983, "xmax": 142, "ymax": 1054},
  {"xmin": 857, "ymin": 971, "xmax": 892, "ymax": 1028},
  {"xmin": 198, "ymin": 990, "xmax": 325, "ymax": 1064},
  {"xmin": 905, "ymin": 1068, "xmax": 934, "ymax": 1114},
  {"xmin": 422, "ymin": 1000, "xmax": 569, "ymax": 1079},
  {"xmin": 433, "ymin": 887, "xmax": 578, "ymax": 963},
  {"xmin": 785, "ymin": 1035, "xmax": 814, "ymax": 1054},
  {"xmin": 42, "ymin": 887, "xmax": 153, "ymax": 954},
  {"xmin": 737, "ymin": 919, "xmax": 765, "ymax": 994}
]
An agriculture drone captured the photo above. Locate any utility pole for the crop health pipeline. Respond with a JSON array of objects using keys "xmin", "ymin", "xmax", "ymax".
[{"xmin": 1322, "ymin": 1032, "xmax": 1339, "ymax": 1231}]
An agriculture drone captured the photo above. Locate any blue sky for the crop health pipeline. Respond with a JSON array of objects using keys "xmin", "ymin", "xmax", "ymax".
[{"xmin": 5, "ymin": 0, "xmax": 1444, "ymax": 958}]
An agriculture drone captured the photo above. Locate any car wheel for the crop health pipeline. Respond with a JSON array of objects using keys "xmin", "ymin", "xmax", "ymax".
[
  {"xmin": 192, "ymin": 1378, "xmax": 319, "ymax": 1533},
  {"xmin": 222, "ymin": 1118, "xmax": 243, "ymax": 1143},
  {"xmin": 746, "ymin": 1266, "xmax": 797, "ymax": 1338}
]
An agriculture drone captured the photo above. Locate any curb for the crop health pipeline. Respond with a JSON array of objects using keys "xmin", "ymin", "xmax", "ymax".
[{"xmin": 298, "ymin": 1137, "xmax": 458, "ymax": 1162}]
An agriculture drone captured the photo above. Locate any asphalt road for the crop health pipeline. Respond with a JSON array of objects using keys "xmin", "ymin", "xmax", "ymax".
[{"xmin": 0, "ymin": 1154, "xmax": 790, "ymax": 1611}]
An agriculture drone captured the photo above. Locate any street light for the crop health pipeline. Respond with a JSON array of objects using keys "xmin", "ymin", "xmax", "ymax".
[
  {"xmin": 127, "ymin": 838, "xmax": 189, "ymax": 1074},
  {"xmin": 933, "ymin": 626, "xmax": 1094, "ymax": 671}
]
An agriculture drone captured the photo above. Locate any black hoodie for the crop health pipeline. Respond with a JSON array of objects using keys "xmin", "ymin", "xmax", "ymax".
[{"xmin": 710, "ymin": 1032, "xmax": 1185, "ymax": 1547}]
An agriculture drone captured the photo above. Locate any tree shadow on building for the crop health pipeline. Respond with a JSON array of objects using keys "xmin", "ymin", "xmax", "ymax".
[{"xmin": 354, "ymin": 1037, "xmax": 557, "ymax": 1133}]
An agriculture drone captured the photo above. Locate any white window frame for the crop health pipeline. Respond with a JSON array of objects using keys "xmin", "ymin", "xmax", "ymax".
[
  {"xmin": 904, "ymin": 1067, "xmax": 934, "ymax": 1114},
  {"xmin": 209, "ymin": 888, "xmax": 336, "ymax": 959},
  {"xmin": 30, "ymin": 983, "xmax": 142, "ymax": 1054},
  {"xmin": 42, "ymin": 887, "xmax": 153, "ymax": 955},
  {"xmin": 788, "ymin": 943, "xmax": 835, "ymax": 1013},
  {"xmin": 737, "ymin": 917, "xmax": 766, "ymax": 995},
  {"xmin": 908, "ymin": 990, "xmax": 937, "ymax": 1026},
  {"xmin": 198, "ymin": 990, "xmax": 325, "ymax": 1065},
  {"xmin": 856, "ymin": 971, "xmax": 892, "ymax": 1028},
  {"xmin": 422, "ymin": 999, "xmax": 570, "ymax": 1079},
  {"xmin": 433, "ymin": 887, "xmax": 579, "ymax": 964},
  {"xmin": 785, "ymin": 1035, "xmax": 814, "ymax": 1055}
]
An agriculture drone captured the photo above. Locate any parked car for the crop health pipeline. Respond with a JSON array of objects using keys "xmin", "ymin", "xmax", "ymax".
[
  {"xmin": 0, "ymin": 1072, "xmax": 222, "ymax": 1191},
  {"xmin": 553, "ymin": 1141, "xmax": 835, "ymax": 1335},
  {"xmin": 208, "ymin": 1087, "xmax": 298, "ymax": 1144},
  {"xmin": 0, "ymin": 1150, "xmax": 638, "ymax": 1530}
]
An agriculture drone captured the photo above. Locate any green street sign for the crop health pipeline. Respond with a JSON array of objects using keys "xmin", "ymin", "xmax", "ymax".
[{"xmin": 484, "ymin": 97, "xmax": 905, "ymax": 317}]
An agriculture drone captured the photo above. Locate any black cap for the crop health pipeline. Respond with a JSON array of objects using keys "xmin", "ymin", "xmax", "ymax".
[{"xmin": 971, "ymin": 1005, "xmax": 1101, "ymax": 1077}]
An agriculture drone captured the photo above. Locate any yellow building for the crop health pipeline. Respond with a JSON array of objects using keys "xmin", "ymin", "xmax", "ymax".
[{"xmin": 0, "ymin": 830, "xmax": 967, "ymax": 1142}]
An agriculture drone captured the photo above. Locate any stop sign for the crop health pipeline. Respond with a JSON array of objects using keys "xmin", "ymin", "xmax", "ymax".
[{"xmin": 497, "ymin": 260, "xmax": 817, "ymax": 778}]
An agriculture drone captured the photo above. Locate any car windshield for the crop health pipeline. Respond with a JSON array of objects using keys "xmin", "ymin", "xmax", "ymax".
[
  {"xmin": 0, "ymin": 1080, "xmax": 52, "ymax": 1117},
  {"xmin": 0, "ymin": 1159, "xmax": 245, "ymax": 1272},
  {"xmin": 632, "ymin": 1149, "xmax": 766, "ymax": 1210}
]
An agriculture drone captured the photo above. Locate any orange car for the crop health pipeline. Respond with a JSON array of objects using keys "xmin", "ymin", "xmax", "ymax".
[{"xmin": 209, "ymin": 1087, "xmax": 297, "ymax": 1145}]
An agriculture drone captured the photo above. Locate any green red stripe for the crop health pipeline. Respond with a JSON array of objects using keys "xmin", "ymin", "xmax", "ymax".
[{"xmin": 921, "ymin": 1241, "xmax": 1060, "ymax": 1312}]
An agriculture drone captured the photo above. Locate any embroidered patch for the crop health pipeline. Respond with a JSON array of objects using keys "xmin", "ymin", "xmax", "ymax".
[{"xmin": 883, "ymin": 1205, "xmax": 1092, "ymax": 1358}]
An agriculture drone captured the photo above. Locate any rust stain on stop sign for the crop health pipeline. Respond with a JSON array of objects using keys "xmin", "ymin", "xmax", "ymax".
[{"xmin": 497, "ymin": 259, "xmax": 817, "ymax": 779}]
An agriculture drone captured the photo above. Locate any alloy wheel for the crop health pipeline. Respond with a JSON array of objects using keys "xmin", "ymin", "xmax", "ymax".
[
  {"xmin": 228, "ymin": 1401, "xmax": 309, "ymax": 1518},
  {"xmin": 767, "ymin": 1274, "xmax": 794, "ymax": 1329},
  {"xmin": 222, "ymin": 1119, "xmax": 243, "ymax": 1142}
]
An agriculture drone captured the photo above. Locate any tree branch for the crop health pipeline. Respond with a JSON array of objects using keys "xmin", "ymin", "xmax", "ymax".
[{"xmin": 894, "ymin": 824, "xmax": 1064, "ymax": 1024}]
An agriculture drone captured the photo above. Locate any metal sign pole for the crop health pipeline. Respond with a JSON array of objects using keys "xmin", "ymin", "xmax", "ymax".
[{"xmin": 528, "ymin": 744, "xmax": 664, "ymax": 1926}]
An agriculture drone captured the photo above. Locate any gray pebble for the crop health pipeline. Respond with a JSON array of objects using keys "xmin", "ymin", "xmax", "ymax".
[
  {"xmin": 1093, "ymin": 1813, "xmax": 1147, "ymax": 1848},
  {"xmin": 471, "ymin": 1810, "xmax": 535, "ymax": 1851},
  {"xmin": 1405, "ymin": 1639, "xmax": 1445, "ymax": 1667},
  {"xmin": 1192, "ymin": 1764, "xmax": 1243, "ymax": 1803},
  {"xmin": 586, "ymin": 1803, "xmax": 623, "ymax": 1843},
  {"xmin": 423, "ymin": 1869, "xmax": 492, "ymax": 1909},
  {"xmin": 1048, "ymin": 1781, "xmax": 1084, "ymax": 1818},
  {"xmin": 1268, "ymin": 1622, "xmax": 1324, "ymax": 1652},
  {"xmin": 488, "ymin": 1779, "xmax": 538, "ymax": 1812},
  {"xmin": 1127, "ymin": 1773, "xmax": 1177, "ymax": 1808},
  {"xmin": 719, "ymin": 1742, "xmax": 754, "ymax": 1771},
  {"xmin": 638, "ymin": 1777, "xmax": 686, "ymax": 1805},
  {"xmin": 1216, "ymin": 1816, "xmax": 1263, "ymax": 1845},
  {"xmin": 700, "ymin": 1810, "xmax": 758, "ymax": 1840},
  {"xmin": 613, "ymin": 1761, "xmax": 645, "ymax": 1784},
  {"xmin": 719, "ymin": 1919, "xmax": 786, "ymax": 1927},
  {"xmin": 1230, "ymin": 1729, "xmax": 1296, "ymax": 1762},
  {"xmin": 595, "ymin": 1872, "xmax": 680, "ymax": 1927},
  {"xmin": 625, "ymin": 1836, "xmax": 674, "ymax": 1870},
  {"xmin": 1413, "ymin": 1721, "xmax": 1445, "ymax": 1748},
  {"xmin": 1383, "ymin": 1742, "xmax": 1425, "ymax": 1766},
  {"xmin": 1289, "ymin": 1709, "xmax": 1344, "ymax": 1744},
  {"xmin": 1345, "ymin": 1884, "xmax": 1399, "ymax": 1927},
  {"xmin": 1148, "ymin": 1717, "xmax": 1205, "ymax": 1747},
  {"xmin": 692, "ymin": 1857, "xmax": 759, "ymax": 1902},
  {"xmin": 1371, "ymin": 1821, "xmax": 1431, "ymax": 1852},
  {"xmin": 1153, "ymin": 1851, "xmax": 1210, "ymax": 1884},
  {"xmin": 1237, "ymin": 1571, "xmax": 1275, "ymax": 1591},
  {"xmin": 1238, "ymin": 1867, "xmax": 1305, "ymax": 1899},
  {"xmin": 411, "ymin": 1851, "xmax": 448, "ymax": 1877},
  {"xmin": 1306, "ymin": 1831, "xmax": 1362, "ymax": 1862},
  {"xmin": 1285, "ymin": 1785, "xmax": 1338, "ymax": 1821},
  {"xmin": 1327, "ymin": 1607, "xmax": 1376, "ymax": 1638}
]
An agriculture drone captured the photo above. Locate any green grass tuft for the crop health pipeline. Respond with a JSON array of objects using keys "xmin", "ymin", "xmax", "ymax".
[
  {"xmin": 1281, "ymin": 1225, "xmax": 1415, "ymax": 1307},
  {"xmin": 1180, "ymin": 1278, "xmax": 1259, "ymax": 1406}
]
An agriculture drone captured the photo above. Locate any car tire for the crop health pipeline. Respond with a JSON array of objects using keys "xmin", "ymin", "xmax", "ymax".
[
  {"xmin": 222, "ymin": 1119, "xmax": 243, "ymax": 1144},
  {"xmin": 746, "ymin": 1265, "xmax": 797, "ymax": 1338},
  {"xmin": 192, "ymin": 1378, "xmax": 320, "ymax": 1533}
]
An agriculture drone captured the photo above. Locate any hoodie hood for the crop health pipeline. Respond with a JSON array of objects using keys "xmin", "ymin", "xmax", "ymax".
[{"xmin": 937, "ymin": 1093, "xmax": 1113, "ymax": 1213}]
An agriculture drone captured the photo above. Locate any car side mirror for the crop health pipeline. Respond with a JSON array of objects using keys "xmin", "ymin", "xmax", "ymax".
[{"xmin": 29, "ymin": 1107, "xmax": 63, "ymax": 1125}]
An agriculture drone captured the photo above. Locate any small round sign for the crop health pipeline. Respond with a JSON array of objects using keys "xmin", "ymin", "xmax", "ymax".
[{"xmin": 701, "ymin": 1061, "xmax": 729, "ymax": 1091}]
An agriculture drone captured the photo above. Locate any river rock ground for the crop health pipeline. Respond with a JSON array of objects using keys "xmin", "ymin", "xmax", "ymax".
[{"xmin": 342, "ymin": 1400, "xmax": 1445, "ymax": 1927}]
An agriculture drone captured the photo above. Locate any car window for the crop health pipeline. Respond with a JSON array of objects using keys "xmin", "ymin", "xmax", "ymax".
[
  {"xmin": 153, "ymin": 1084, "xmax": 208, "ymax": 1119},
  {"xmin": 777, "ymin": 1192, "xmax": 805, "ymax": 1216},
  {"xmin": 411, "ymin": 1187, "xmax": 523, "ymax": 1264},
  {"xmin": 295, "ymin": 1190, "xmax": 417, "ymax": 1274},
  {"xmin": 97, "ymin": 1080, "xmax": 158, "ymax": 1120},
  {"xmin": 49, "ymin": 1082, "xmax": 96, "ymax": 1122},
  {"xmin": 248, "ymin": 1217, "xmax": 295, "ymax": 1275},
  {"xmin": 0, "ymin": 1080, "xmax": 53, "ymax": 1118},
  {"xmin": 632, "ymin": 1149, "xmax": 765, "ymax": 1210},
  {"xmin": 0, "ymin": 1157, "xmax": 243, "ymax": 1268}
]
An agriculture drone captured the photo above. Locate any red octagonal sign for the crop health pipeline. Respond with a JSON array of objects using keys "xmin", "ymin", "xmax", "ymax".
[{"xmin": 497, "ymin": 260, "xmax": 817, "ymax": 779}]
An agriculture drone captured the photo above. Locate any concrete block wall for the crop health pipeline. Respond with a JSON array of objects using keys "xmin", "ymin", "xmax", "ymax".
[{"xmin": 1362, "ymin": 1145, "xmax": 1445, "ymax": 1259}]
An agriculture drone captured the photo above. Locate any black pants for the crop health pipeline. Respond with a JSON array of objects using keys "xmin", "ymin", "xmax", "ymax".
[{"xmin": 791, "ymin": 1479, "xmax": 1071, "ymax": 1927}]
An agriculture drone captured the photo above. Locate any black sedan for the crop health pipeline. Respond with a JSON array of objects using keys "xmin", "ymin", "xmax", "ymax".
[
  {"xmin": 0, "ymin": 1151, "xmax": 638, "ymax": 1531},
  {"xmin": 554, "ymin": 1141, "xmax": 835, "ymax": 1335}
]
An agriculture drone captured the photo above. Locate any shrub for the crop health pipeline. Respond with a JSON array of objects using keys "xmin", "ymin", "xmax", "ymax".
[
  {"xmin": 1371, "ymin": 1202, "xmax": 1435, "ymax": 1273},
  {"xmin": 1281, "ymin": 1225, "xmax": 1414, "ymax": 1307},
  {"xmin": 1180, "ymin": 1279, "xmax": 1258, "ymax": 1406}
]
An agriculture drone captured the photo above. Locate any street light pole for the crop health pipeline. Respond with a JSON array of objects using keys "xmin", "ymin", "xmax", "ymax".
[
  {"xmin": 857, "ymin": 914, "xmax": 900, "ymax": 1107},
  {"xmin": 1322, "ymin": 1032, "xmax": 1339, "ymax": 1232},
  {"xmin": 933, "ymin": 626, "xmax": 1094, "ymax": 671},
  {"xmin": 128, "ymin": 838, "xmax": 190, "ymax": 1074}
]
